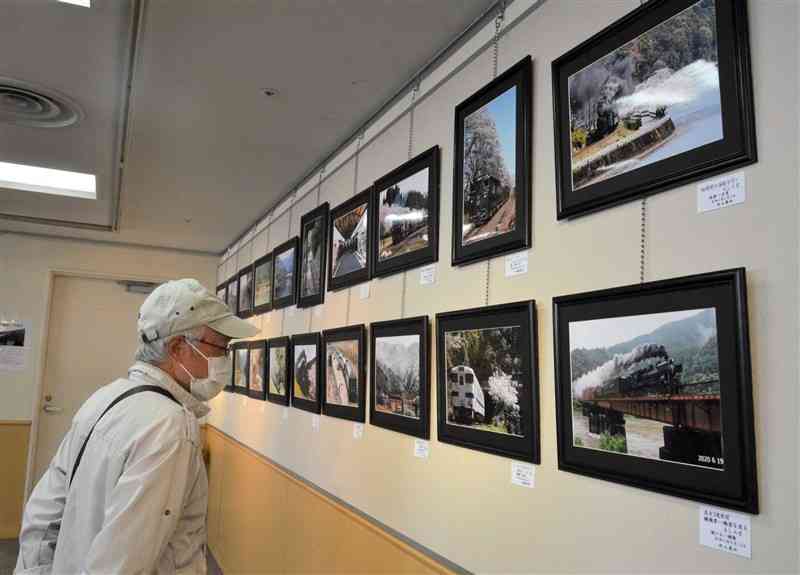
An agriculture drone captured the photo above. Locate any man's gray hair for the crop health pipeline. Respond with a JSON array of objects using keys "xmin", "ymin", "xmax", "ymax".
[{"xmin": 134, "ymin": 326, "xmax": 205, "ymax": 365}]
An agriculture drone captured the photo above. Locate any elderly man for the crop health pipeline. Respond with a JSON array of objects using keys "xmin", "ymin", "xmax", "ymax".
[{"xmin": 15, "ymin": 279, "xmax": 258, "ymax": 574}]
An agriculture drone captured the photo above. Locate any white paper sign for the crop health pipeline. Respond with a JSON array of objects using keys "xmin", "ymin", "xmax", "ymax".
[
  {"xmin": 0, "ymin": 347, "xmax": 27, "ymax": 371},
  {"xmin": 282, "ymin": 407, "xmax": 289, "ymax": 422},
  {"xmin": 511, "ymin": 462, "xmax": 535, "ymax": 488},
  {"xmin": 353, "ymin": 423, "xmax": 364, "ymax": 439},
  {"xmin": 0, "ymin": 318, "xmax": 30, "ymax": 372},
  {"xmin": 698, "ymin": 172, "xmax": 746, "ymax": 213},
  {"xmin": 414, "ymin": 439, "xmax": 430, "ymax": 459},
  {"xmin": 505, "ymin": 252, "xmax": 529, "ymax": 277},
  {"xmin": 699, "ymin": 506, "xmax": 751, "ymax": 558},
  {"xmin": 419, "ymin": 265, "xmax": 436, "ymax": 286},
  {"xmin": 359, "ymin": 283, "xmax": 370, "ymax": 300},
  {"xmin": 312, "ymin": 414, "xmax": 320, "ymax": 432}
]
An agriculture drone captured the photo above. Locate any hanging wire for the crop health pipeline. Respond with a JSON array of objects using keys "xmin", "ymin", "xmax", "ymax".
[
  {"xmin": 308, "ymin": 167, "xmax": 326, "ymax": 331},
  {"xmin": 345, "ymin": 134, "xmax": 364, "ymax": 325},
  {"xmin": 280, "ymin": 197, "xmax": 295, "ymax": 335},
  {"xmin": 484, "ymin": 2, "xmax": 504, "ymax": 307},
  {"xmin": 640, "ymin": 198, "xmax": 647, "ymax": 284},
  {"xmin": 400, "ymin": 81, "xmax": 420, "ymax": 319}
]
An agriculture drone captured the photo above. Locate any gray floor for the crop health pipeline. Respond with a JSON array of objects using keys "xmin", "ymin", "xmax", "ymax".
[{"xmin": 0, "ymin": 539, "xmax": 222, "ymax": 574}]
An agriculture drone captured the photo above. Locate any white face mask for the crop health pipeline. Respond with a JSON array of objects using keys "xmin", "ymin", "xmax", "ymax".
[{"xmin": 178, "ymin": 339, "xmax": 232, "ymax": 401}]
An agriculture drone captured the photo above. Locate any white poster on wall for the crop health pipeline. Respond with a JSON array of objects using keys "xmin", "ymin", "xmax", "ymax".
[{"xmin": 0, "ymin": 317, "xmax": 31, "ymax": 372}]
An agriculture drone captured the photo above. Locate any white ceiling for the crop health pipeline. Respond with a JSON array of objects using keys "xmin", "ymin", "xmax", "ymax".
[{"xmin": 0, "ymin": 0, "xmax": 495, "ymax": 254}]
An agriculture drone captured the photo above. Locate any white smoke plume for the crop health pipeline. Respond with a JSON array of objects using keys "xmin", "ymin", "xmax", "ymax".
[{"xmin": 572, "ymin": 343, "xmax": 667, "ymax": 397}]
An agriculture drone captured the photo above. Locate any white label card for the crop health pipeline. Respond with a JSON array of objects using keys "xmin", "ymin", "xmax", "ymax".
[
  {"xmin": 698, "ymin": 172, "xmax": 746, "ymax": 213},
  {"xmin": 359, "ymin": 283, "xmax": 370, "ymax": 299},
  {"xmin": 511, "ymin": 462, "xmax": 535, "ymax": 488},
  {"xmin": 0, "ymin": 347, "xmax": 27, "ymax": 372},
  {"xmin": 419, "ymin": 265, "xmax": 436, "ymax": 286},
  {"xmin": 505, "ymin": 252, "xmax": 529, "ymax": 277},
  {"xmin": 312, "ymin": 414, "xmax": 320, "ymax": 431},
  {"xmin": 699, "ymin": 506, "xmax": 751, "ymax": 559},
  {"xmin": 414, "ymin": 439, "xmax": 430, "ymax": 459},
  {"xmin": 282, "ymin": 407, "xmax": 289, "ymax": 422},
  {"xmin": 353, "ymin": 423, "xmax": 364, "ymax": 439}
]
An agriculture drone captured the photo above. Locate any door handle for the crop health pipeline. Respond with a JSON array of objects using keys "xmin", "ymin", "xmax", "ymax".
[{"xmin": 43, "ymin": 405, "xmax": 63, "ymax": 414}]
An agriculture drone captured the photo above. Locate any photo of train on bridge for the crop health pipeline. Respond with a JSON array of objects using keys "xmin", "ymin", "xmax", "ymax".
[
  {"xmin": 553, "ymin": 269, "xmax": 758, "ymax": 512},
  {"xmin": 569, "ymin": 308, "xmax": 723, "ymax": 470},
  {"xmin": 328, "ymin": 189, "xmax": 372, "ymax": 290},
  {"xmin": 0, "ymin": 319, "xmax": 25, "ymax": 347},
  {"xmin": 323, "ymin": 325, "xmax": 366, "ymax": 422},
  {"xmin": 552, "ymin": 0, "xmax": 757, "ymax": 220},
  {"xmin": 436, "ymin": 301, "xmax": 539, "ymax": 463}
]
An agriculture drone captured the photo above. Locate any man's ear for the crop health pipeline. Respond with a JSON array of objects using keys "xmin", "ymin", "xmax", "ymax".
[{"xmin": 165, "ymin": 336, "xmax": 184, "ymax": 361}]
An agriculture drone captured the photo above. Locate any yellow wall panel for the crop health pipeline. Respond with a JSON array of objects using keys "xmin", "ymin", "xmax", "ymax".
[
  {"xmin": 0, "ymin": 421, "xmax": 31, "ymax": 539},
  {"xmin": 205, "ymin": 425, "xmax": 450, "ymax": 575}
]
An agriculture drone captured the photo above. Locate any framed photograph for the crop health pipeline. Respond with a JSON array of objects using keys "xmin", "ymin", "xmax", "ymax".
[
  {"xmin": 248, "ymin": 340, "xmax": 267, "ymax": 400},
  {"xmin": 436, "ymin": 301, "xmax": 539, "ymax": 463},
  {"xmin": 369, "ymin": 316, "xmax": 430, "ymax": 438},
  {"xmin": 267, "ymin": 336, "xmax": 291, "ymax": 406},
  {"xmin": 291, "ymin": 332, "xmax": 322, "ymax": 414},
  {"xmin": 298, "ymin": 203, "xmax": 329, "ymax": 308},
  {"xmin": 328, "ymin": 188, "xmax": 372, "ymax": 291},
  {"xmin": 252, "ymin": 253, "xmax": 273, "ymax": 314},
  {"xmin": 231, "ymin": 342, "xmax": 249, "ymax": 395},
  {"xmin": 552, "ymin": 0, "xmax": 756, "ymax": 219},
  {"xmin": 553, "ymin": 268, "xmax": 757, "ymax": 512},
  {"xmin": 371, "ymin": 146, "xmax": 440, "ymax": 278},
  {"xmin": 453, "ymin": 56, "xmax": 532, "ymax": 266},
  {"xmin": 272, "ymin": 237, "xmax": 299, "ymax": 309},
  {"xmin": 322, "ymin": 324, "xmax": 366, "ymax": 422},
  {"xmin": 238, "ymin": 267, "xmax": 254, "ymax": 318},
  {"xmin": 216, "ymin": 281, "xmax": 227, "ymax": 304},
  {"xmin": 226, "ymin": 275, "xmax": 239, "ymax": 315}
]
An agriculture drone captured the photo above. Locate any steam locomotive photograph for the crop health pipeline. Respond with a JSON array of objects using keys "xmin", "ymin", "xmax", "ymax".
[
  {"xmin": 569, "ymin": 308, "xmax": 723, "ymax": 469},
  {"xmin": 300, "ymin": 214, "xmax": 325, "ymax": 297},
  {"xmin": 269, "ymin": 345, "xmax": 287, "ymax": 395},
  {"xmin": 568, "ymin": 0, "xmax": 723, "ymax": 190},
  {"xmin": 377, "ymin": 168, "xmax": 431, "ymax": 262},
  {"xmin": 325, "ymin": 339, "xmax": 359, "ymax": 408},
  {"xmin": 293, "ymin": 343, "xmax": 319, "ymax": 402},
  {"xmin": 0, "ymin": 319, "xmax": 25, "ymax": 347}
]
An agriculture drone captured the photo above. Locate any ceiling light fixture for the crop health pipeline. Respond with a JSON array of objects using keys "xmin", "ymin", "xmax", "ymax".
[
  {"xmin": 262, "ymin": 88, "xmax": 279, "ymax": 97},
  {"xmin": 58, "ymin": 0, "xmax": 92, "ymax": 7},
  {"xmin": 0, "ymin": 161, "xmax": 96, "ymax": 199}
]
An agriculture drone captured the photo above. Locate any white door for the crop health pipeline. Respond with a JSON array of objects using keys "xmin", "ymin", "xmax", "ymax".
[{"xmin": 33, "ymin": 276, "xmax": 149, "ymax": 484}]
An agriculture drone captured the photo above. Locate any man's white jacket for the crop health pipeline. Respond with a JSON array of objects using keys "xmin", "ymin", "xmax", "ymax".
[{"xmin": 15, "ymin": 362, "xmax": 210, "ymax": 574}]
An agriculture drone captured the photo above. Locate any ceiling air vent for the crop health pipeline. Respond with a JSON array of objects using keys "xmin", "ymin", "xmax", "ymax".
[{"xmin": 0, "ymin": 77, "xmax": 83, "ymax": 128}]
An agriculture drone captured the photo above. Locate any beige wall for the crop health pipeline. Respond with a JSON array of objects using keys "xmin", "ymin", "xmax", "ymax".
[{"xmin": 209, "ymin": 1, "xmax": 799, "ymax": 573}]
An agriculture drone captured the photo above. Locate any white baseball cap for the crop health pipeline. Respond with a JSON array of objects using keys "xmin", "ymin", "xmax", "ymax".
[{"xmin": 137, "ymin": 278, "xmax": 259, "ymax": 343}]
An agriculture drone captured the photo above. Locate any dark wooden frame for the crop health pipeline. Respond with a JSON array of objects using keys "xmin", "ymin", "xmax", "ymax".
[
  {"xmin": 252, "ymin": 252, "xmax": 274, "ymax": 315},
  {"xmin": 369, "ymin": 316, "xmax": 430, "ymax": 439},
  {"xmin": 552, "ymin": 0, "xmax": 756, "ymax": 220},
  {"xmin": 230, "ymin": 341, "xmax": 249, "ymax": 395},
  {"xmin": 290, "ymin": 332, "xmax": 322, "ymax": 414},
  {"xmin": 435, "ymin": 300, "xmax": 539, "ymax": 463},
  {"xmin": 453, "ymin": 55, "xmax": 532, "ymax": 266},
  {"xmin": 327, "ymin": 188, "xmax": 373, "ymax": 291},
  {"xmin": 237, "ymin": 266, "xmax": 255, "ymax": 319},
  {"xmin": 266, "ymin": 336, "xmax": 291, "ymax": 406},
  {"xmin": 371, "ymin": 146, "xmax": 440, "ymax": 278},
  {"xmin": 272, "ymin": 237, "xmax": 299, "ymax": 309},
  {"xmin": 226, "ymin": 274, "xmax": 239, "ymax": 316},
  {"xmin": 322, "ymin": 324, "xmax": 367, "ymax": 422},
  {"xmin": 552, "ymin": 268, "xmax": 758, "ymax": 513},
  {"xmin": 247, "ymin": 339, "xmax": 267, "ymax": 400},
  {"xmin": 298, "ymin": 203, "xmax": 330, "ymax": 308},
  {"xmin": 216, "ymin": 281, "xmax": 228, "ymax": 304}
]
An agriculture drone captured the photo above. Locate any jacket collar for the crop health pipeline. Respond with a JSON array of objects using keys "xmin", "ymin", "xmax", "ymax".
[{"xmin": 128, "ymin": 361, "xmax": 211, "ymax": 419}]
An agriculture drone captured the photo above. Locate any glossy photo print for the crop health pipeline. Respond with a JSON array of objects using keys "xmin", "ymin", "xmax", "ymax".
[
  {"xmin": 553, "ymin": 269, "xmax": 758, "ymax": 512},
  {"xmin": 253, "ymin": 254, "xmax": 273, "ymax": 314},
  {"xmin": 552, "ymin": 0, "xmax": 756, "ymax": 218},
  {"xmin": 232, "ymin": 344, "xmax": 249, "ymax": 394},
  {"xmin": 248, "ymin": 342, "xmax": 266, "ymax": 400},
  {"xmin": 226, "ymin": 276, "xmax": 239, "ymax": 315},
  {"xmin": 238, "ymin": 268, "xmax": 253, "ymax": 318},
  {"xmin": 323, "ymin": 325, "xmax": 366, "ymax": 422},
  {"xmin": 291, "ymin": 333, "xmax": 321, "ymax": 413},
  {"xmin": 299, "ymin": 203, "xmax": 328, "ymax": 308},
  {"xmin": 267, "ymin": 337, "xmax": 291, "ymax": 405},
  {"xmin": 328, "ymin": 189, "xmax": 371, "ymax": 290},
  {"xmin": 272, "ymin": 237, "xmax": 299, "ymax": 309}
]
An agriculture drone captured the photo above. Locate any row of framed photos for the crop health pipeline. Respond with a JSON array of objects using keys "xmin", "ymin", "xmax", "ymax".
[
  {"xmin": 226, "ymin": 268, "xmax": 758, "ymax": 514},
  {"xmin": 221, "ymin": 0, "xmax": 757, "ymax": 317}
]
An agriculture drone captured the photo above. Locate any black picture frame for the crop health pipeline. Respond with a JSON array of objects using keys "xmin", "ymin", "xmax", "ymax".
[
  {"xmin": 216, "ymin": 281, "xmax": 227, "ymax": 304},
  {"xmin": 272, "ymin": 237, "xmax": 299, "ymax": 309},
  {"xmin": 247, "ymin": 339, "xmax": 267, "ymax": 400},
  {"xmin": 453, "ymin": 55, "xmax": 532, "ymax": 266},
  {"xmin": 371, "ymin": 146, "xmax": 440, "ymax": 278},
  {"xmin": 226, "ymin": 275, "xmax": 239, "ymax": 315},
  {"xmin": 322, "ymin": 324, "xmax": 367, "ymax": 422},
  {"xmin": 327, "ymin": 188, "xmax": 372, "ymax": 291},
  {"xmin": 291, "ymin": 332, "xmax": 322, "ymax": 414},
  {"xmin": 266, "ymin": 336, "xmax": 291, "ymax": 406},
  {"xmin": 436, "ymin": 301, "xmax": 540, "ymax": 463},
  {"xmin": 553, "ymin": 268, "xmax": 757, "ymax": 513},
  {"xmin": 369, "ymin": 316, "xmax": 430, "ymax": 439},
  {"xmin": 298, "ymin": 203, "xmax": 329, "ymax": 308},
  {"xmin": 552, "ymin": 0, "xmax": 756, "ymax": 220},
  {"xmin": 252, "ymin": 253, "xmax": 274, "ymax": 315},
  {"xmin": 237, "ymin": 267, "xmax": 254, "ymax": 319},
  {"xmin": 231, "ymin": 341, "xmax": 249, "ymax": 395}
]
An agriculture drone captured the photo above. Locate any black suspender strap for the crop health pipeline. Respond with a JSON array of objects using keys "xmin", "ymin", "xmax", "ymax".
[{"xmin": 69, "ymin": 385, "xmax": 179, "ymax": 488}]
